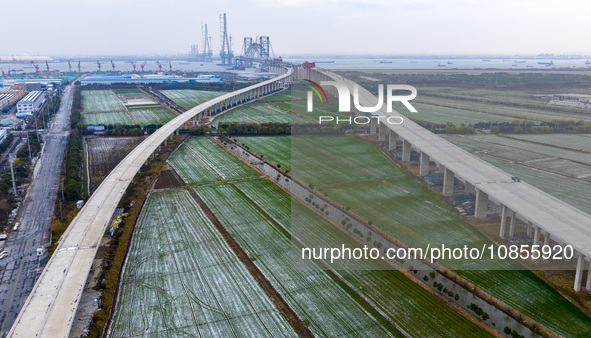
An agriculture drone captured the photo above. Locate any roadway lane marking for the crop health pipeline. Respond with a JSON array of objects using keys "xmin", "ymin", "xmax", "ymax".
[{"xmin": 57, "ymin": 246, "xmax": 96, "ymax": 252}]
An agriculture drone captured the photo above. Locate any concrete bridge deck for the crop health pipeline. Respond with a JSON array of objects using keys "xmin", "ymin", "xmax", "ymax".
[
  {"xmin": 314, "ymin": 69, "xmax": 591, "ymax": 291},
  {"xmin": 8, "ymin": 69, "xmax": 292, "ymax": 337}
]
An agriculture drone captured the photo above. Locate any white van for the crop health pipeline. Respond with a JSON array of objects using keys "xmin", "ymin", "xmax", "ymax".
[{"xmin": 13, "ymin": 222, "xmax": 20, "ymax": 231}]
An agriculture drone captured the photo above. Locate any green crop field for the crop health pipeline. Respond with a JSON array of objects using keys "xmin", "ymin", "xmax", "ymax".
[
  {"xmin": 160, "ymin": 89, "xmax": 225, "ymax": 109},
  {"xmin": 125, "ymin": 103, "xmax": 162, "ymax": 109},
  {"xmin": 235, "ymin": 136, "xmax": 292, "ymax": 171},
  {"xmin": 445, "ymin": 134, "xmax": 591, "ymax": 165},
  {"xmin": 231, "ymin": 179, "xmax": 493, "ymax": 337},
  {"xmin": 288, "ymin": 101, "xmax": 347, "ymax": 124},
  {"xmin": 212, "ymin": 111, "xmax": 256, "ymax": 126},
  {"xmin": 168, "ymin": 137, "xmax": 258, "ymax": 184},
  {"xmin": 165, "ymin": 136, "xmax": 490, "ymax": 336},
  {"xmin": 148, "ymin": 108, "xmax": 177, "ymax": 123},
  {"xmin": 237, "ymin": 104, "xmax": 310, "ymax": 123},
  {"xmin": 463, "ymin": 269, "xmax": 591, "ymax": 335},
  {"xmin": 261, "ymin": 90, "xmax": 296, "ymax": 101},
  {"xmin": 82, "ymin": 90, "xmax": 125, "ymax": 112},
  {"xmin": 109, "ymin": 189, "xmax": 297, "ymax": 337},
  {"xmin": 129, "ymin": 109, "xmax": 161, "ymax": 125},
  {"xmin": 213, "ymin": 103, "xmax": 311, "ymax": 127},
  {"xmin": 82, "ymin": 108, "xmax": 174, "ymax": 126},
  {"xmin": 406, "ymin": 86, "xmax": 591, "ymax": 123},
  {"xmin": 419, "ymin": 86, "xmax": 587, "ymax": 113},
  {"xmin": 112, "ymin": 89, "xmax": 144, "ymax": 95},
  {"xmin": 394, "ymin": 101, "xmax": 512, "ymax": 125},
  {"xmin": 81, "ymin": 111, "xmax": 134, "ymax": 125},
  {"xmin": 509, "ymin": 134, "xmax": 591, "ymax": 153},
  {"xmin": 402, "ymin": 98, "xmax": 591, "ymax": 124},
  {"xmin": 270, "ymin": 87, "xmax": 352, "ymax": 124},
  {"xmin": 168, "ymin": 144, "xmax": 221, "ymax": 184},
  {"xmin": 195, "ymin": 183, "xmax": 400, "ymax": 337},
  {"xmin": 239, "ymin": 134, "xmax": 591, "ymax": 336}
]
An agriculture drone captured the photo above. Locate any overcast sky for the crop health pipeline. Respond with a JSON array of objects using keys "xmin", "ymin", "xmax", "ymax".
[{"xmin": 2, "ymin": 0, "xmax": 590, "ymax": 57}]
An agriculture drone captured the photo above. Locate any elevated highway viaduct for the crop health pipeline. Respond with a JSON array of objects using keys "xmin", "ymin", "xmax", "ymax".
[
  {"xmin": 11, "ymin": 65, "xmax": 591, "ymax": 336},
  {"xmin": 303, "ymin": 68, "xmax": 591, "ymax": 292},
  {"xmin": 9, "ymin": 68, "xmax": 293, "ymax": 337}
]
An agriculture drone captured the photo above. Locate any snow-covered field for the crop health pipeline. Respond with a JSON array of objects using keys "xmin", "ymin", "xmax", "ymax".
[{"xmin": 109, "ymin": 189, "xmax": 296, "ymax": 337}]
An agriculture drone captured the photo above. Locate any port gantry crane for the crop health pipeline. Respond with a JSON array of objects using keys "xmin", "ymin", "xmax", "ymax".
[
  {"xmin": 97, "ymin": 60, "xmax": 102, "ymax": 72},
  {"xmin": 30, "ymin": 61, "xmax": 40, "ymax": 73}
]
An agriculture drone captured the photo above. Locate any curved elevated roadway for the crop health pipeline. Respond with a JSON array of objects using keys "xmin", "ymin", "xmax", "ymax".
[
  {"xmin": 310, "ymin": 69, "xmax": 591, "ymax": 291},
  {"xmin": 9, "ymin": 69, "xmax": 292, "ymax": 337}
]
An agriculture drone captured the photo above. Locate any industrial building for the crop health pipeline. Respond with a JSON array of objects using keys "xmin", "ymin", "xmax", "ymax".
[
  {"xmin": 0, "ymin": 94, "xmax": 10, "ymax": 111},
  {"xmin": 16, "ymin": 91, "xmax": 45, "ymax": 118},
  {"xmin": 0, "ymin": 129, "xmax": 7, "ymax": 143},
  {"xmin": 80, "ymin": 74, "xmax": 222, "ymax": 85},
  {"xmin": 2, "ymin": 78, "xmax": 63, "ymax": 87},
  {"xmin": 0, "ymin": 84, "xmax": 26, "ymax": 105}
]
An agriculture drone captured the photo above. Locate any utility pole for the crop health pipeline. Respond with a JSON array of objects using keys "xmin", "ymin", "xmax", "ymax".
[
  {"xmin": 26, "ymin": 132, "xmax": 31, "ymax": 160},
  {"xmin": 9, "ymin": 156, "xmax": 17, "ymax": 195}
]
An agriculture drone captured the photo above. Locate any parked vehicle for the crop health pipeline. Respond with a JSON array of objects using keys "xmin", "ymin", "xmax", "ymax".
[
  {"xmin": 0, "ymin": 251, "xmax": 8, "ymax": 259},
  {"xmin": 13, "ymin": 222, "xmax": 20, "ymax": 231},
  {"xmin": 0, "ymin": 234, "xmax": 7, "ymax": 240}
]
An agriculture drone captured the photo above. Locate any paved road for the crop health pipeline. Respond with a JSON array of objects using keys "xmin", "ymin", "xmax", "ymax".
[
  {"xmin": 0, "ymin": 85, "xmax": 73, "ymax": 336},
  {"xmin": 9, "ymin": 71, "xmax": 292, "ymax": 337}
]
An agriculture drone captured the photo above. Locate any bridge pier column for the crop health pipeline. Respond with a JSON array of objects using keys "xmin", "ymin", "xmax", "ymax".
[
  {"xmin": 464, "ymin": 182, "xmax": 475, "ymax": 193},
  {"xmin": 378, "ymin": 122, "xmax": 386, "ymax": 141},
  {"xmin": 370, "ymin": 116, "xmax": 378, "ymax": 134},
  {"xmin": 475, "ymin": 188, "xmax": 488, "ymax": 218},
  {"xmin": 586, "ymin": 261, "xmax": 591, "ymax": 291},
  {"xmin": 499, "ymin": 204, "xmax": 507, "ymax": 238},
  {"xmin": 533, "ymin": 226, "xmax": 540, "ymax": 245},
  {"xmin": 509, "ymin": 210, "xmax": 516, "ymax": 237},
  {"xmin": 419, "ymin": 151, "xmax": 429, "ymax": 176},
  {"xmin": 443, "ymin": 167, "xmax": 454, "ymax": 196},
  {"xmin": 574, "ymin": 253, "xmax": 584, "ymax": 291},
  {"xmin": 543, "ymin": 231, "xmax": 550, "ymax": 246},
  {"xmin": 388, "ymin": 130, "xmax": 397, "ymax": 151},
  {"xmin": 527, "ymin": 221, "xmax": 532, "ymax": 236},
  {"xmin": 402, "ymin": 139, "xmax": 411, "ymax": 162}
]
